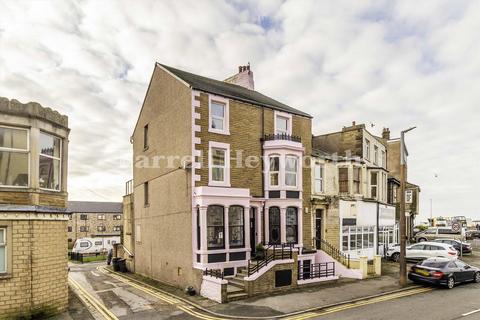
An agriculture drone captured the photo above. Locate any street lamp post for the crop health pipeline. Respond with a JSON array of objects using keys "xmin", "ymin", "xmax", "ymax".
[{"xmin": 399, "ymin": 126, "xmax": 416, "ymax": 287}]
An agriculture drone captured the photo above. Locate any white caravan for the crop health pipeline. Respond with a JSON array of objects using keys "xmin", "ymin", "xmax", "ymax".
[{"xmin": 72, "ymin": 236, "xmax": 120, "ymax": 254}]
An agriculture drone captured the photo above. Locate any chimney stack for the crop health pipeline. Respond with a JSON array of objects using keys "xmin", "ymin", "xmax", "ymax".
[
  {"xmin": 225, "ymin": 63, "xmax": 254, "ymax": 90},
  {"xmin": 382, "ymin": 128, "xmax": 390, "ymax": 140}
]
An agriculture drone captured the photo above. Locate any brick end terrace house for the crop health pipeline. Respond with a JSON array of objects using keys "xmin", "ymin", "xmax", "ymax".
[
  {"xmin": 122, "ymin": 62, "xmax": 384, "ymax": 301},
  {"xmin": 0, "ymin": 97, "xmax": 70, "ymax": 317}
]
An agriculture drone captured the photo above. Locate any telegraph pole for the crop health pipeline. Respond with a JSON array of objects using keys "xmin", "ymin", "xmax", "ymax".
[{"xmin": 399, "ymin": 127, "xmax": 416, "ymax": 287}]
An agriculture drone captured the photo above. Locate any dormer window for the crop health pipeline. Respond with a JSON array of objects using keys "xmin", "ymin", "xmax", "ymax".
[
  {"xmin": 275, "ymin": 111, "xmax": 292, "ymax": 135},
  {"xmin": 209, "ymin": 95, "xmax": 229, "ymax": 135}
]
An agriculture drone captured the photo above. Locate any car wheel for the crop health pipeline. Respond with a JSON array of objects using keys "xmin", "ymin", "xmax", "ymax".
[
  {"xmin": 418, "ymin": 238, "xmax": 427, "ymax": 242},
  {"xmin": 392, "ymin": 252, "xmax": 400, "ymax": 262},
  {"xmin": 474, "ymin": 272, "xmax": 480, "ymax": 283},
  {"xmin": 447, "ymin": 276, "xmax": 455, "ymax": 289}
]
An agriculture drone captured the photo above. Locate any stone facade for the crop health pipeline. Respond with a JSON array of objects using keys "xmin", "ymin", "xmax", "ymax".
[
  {"xmin": 0, "ymin": 97, "xmax": 70, "ymax": 318},
  {"xmin": 129, "ymin": 63, "xmax": 312, "ymax": 295}
]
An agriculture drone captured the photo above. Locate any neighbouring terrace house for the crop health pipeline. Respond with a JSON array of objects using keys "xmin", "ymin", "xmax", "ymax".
[
  {"xmin": 127, "ymin": 62, "xmax": 383, "ymax": 302},
  {"xmin": 0, "ymin": 97, "xmax": 70, "ymax": 317},
  {"xmin": 312, "ymin": 123, "xmax": 397, "ymax": 260},
  {"xmin": 383, "ymin": 128, "xmax": 421, "ymax": 239}
]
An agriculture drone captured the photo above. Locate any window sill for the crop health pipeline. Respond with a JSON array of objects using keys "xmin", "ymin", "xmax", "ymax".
[
  {"xmin": 208, "ymin": 128, "xmax": 230, "ymax": 136},
  {"xmin": 144, "ymin": 204, "xmax": 150, "ymax": 208},
  {"xmin": 208, "ymin": 182, "xmax": 231, "ymax": 188},
  {"xmin": 0, "ymin": 273, "xmax": 12, "ymax": 280}
]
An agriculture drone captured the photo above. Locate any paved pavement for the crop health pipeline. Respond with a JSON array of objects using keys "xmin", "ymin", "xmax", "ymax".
[{"xmin": 60, "ymin": 252, "xmax": 480, "ymax": 320}]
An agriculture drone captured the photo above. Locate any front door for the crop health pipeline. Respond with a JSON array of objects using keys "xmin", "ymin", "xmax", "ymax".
[
  {"xmin": 250, "ymin": 207, "xmax": 256, "ymax": 254},
  {"xmin": 315, "ymin": 209, "xmax": 323, "ymax": 249}
]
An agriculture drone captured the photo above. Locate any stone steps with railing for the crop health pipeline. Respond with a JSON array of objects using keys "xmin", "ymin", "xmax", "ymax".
[{"xmin": 315, "ymin": 238, "xmax": 351, "ymax": 268}]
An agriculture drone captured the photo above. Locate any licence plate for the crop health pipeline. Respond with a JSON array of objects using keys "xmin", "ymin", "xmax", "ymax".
[{"xmin": 416, "ymin": 269, "xmax": 430, "ymax": 276}]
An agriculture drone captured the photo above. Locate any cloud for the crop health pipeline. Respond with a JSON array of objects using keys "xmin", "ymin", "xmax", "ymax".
[{"xmin": 0, "ymin": 0, "xmax": 479, "ymax": 220}]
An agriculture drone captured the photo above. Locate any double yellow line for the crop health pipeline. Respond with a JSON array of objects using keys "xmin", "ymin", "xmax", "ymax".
[
  {"xmin": 284, "ymin": 287, "xmax": 433, "ymax": 320},
  {"xmin": 94, "ymin": 266, "xmax": 433, "ymax": 320},
  {"xmin": 69, "ymin": 276, "xmax": 119, "ymax": 320},
  {"xmin": 97, "ymin": 266, "xmax": 226, "ymax": 320}
]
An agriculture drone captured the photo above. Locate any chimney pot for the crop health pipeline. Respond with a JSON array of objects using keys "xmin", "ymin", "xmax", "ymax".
[
  {"xmin": 352, "ymin": 121, "xmax": 356, "ymax": 126},
  {"xmin": 238, "ymin": 66, "xmax": 242, "ymax": 73}
]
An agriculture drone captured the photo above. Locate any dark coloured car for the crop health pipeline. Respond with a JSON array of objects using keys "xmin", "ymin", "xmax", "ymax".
[
  {"xmin": 408, "ymin": 257, "xmax": 480, "ymax": 289},
  {"xmin": 433, "ymin": 239, "xmax": 472, "ymax": 254},
  {"xmin": 466, "ymin": 230, "xmax": 480, "ymax": 240}
]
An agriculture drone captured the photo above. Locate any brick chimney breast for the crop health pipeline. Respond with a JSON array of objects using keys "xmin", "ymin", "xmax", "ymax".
[
  {"xmin": 224, "ymin": 63, "xmax": 255, "ymax": 90},
  {"xmin": 382, "ymin": 128, "xmax": 391, "ymax": 140}
]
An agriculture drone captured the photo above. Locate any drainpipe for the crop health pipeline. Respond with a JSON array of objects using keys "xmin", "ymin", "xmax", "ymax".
[{"xmin": 376, "ymin": 201, "xmax": 380, "ymax": 255}]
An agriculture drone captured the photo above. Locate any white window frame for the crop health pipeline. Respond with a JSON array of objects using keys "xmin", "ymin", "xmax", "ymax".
[
  {"xmin": 381, "ymin": 150, "xmax": 386, "ymax": 168},
  {"xmin": 0, "ymin": 227, "xmax": 6, "ymax": 273},
  {"xmin": 208, "ymin": 141, "xmax": 230, "ymax": 187},
  {"xmin": 342, "ymin": 226, "xmax": 375, "ymax": 251},
  {"xmin": 97, "ymin": 214, "xmax": 105, "ymax": 220},
  {"xmin": 365, "ymin": 139, "xmax": 370, "ymax": 160},
  {"xmin": 285, "ymin": 155, "xmax": 298, "ymax": 188},
  {"xmin": 269, "ymin": 155, "xmax": 280, "ymax": 188},
  {"xmin": 374, "ymin": 145, "xmax": 378, "ymax": 165},
  {"xmin": 208, "ymin": 95, "xmax": 230, "ymax": 135},
  {"xmin": 274, "ymin": 111, "xmax": 292, "ymax": 135},
  {"xmin": 0, "ymin": 125, "xmax": 30, "ymax": 188},
  {"xmin": 39, "ymin": 131, "xmax": 62, "ymax": 192},
  {"xmin": 314, "ymin": 163, "xmax": 323, "ymax": 193}
]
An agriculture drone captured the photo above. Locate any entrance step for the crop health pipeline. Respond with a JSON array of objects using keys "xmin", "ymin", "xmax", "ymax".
[
  {"xmin": 227, "ymin": 291, "xmax": 248, "ymax": 302},
  {"xmin": 228, "ymin": 278, "xmax": 245, "ymax": 289}
]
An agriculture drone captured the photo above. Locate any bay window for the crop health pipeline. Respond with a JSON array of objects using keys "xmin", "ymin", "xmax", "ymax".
[
  {"xmin": 371, "ymin": 172, "xmax": 378, "ymax": 198},
  {"xmin": 229, "ymin": 206, "xmax": 244, "ymax": 248},
  {"xmin": 339, "ymin": 168, "xmax": 349, "ymax": 193},
  {"xmin": 269, "ymin": 207, "xmax": 281, "ymax": 244},
  {"xmin": 314, "ymin": 164, "xmax": 323, "ymax": 193},
  {"xmin": 207, "ymin": 205, "xmax": 224, "ymax": 249},
  {"xmin": 0, "ymin": 126, "xmax": 29, "ymax": 187},
  {"xmin": 286, "ymin": 207, "xmax": 298, "ymax": 244},
  {"xmin": 269, "ymin": 156, "xmax": 279, "ymax": 186},
  {"xmin": 285, "ymin": 156, "xmax": 298, "ymax": 187},
  {"xmin": 0, "ymin": 228, "xmax": 6, "ymax": 273},
  {"xmin": 39, "ymin": 132, "xmax": 61, "ymax": 191},
  {"xmin": 342, "ymin": 226, "xmax": 375, "ymax": 251},
  {"xmin": 353, "ymin": 167, "xmax": 361, "ymax": 194}
]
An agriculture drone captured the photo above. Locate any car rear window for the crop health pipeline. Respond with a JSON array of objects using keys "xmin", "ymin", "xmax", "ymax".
[{"xmin": 421, "ymin": 261, "xmax": 448, "ymax": 268}]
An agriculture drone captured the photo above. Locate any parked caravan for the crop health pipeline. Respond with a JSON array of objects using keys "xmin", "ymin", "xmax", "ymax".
[{"xmin": 72, "ymin": 236, "xmax": 120, "ymax": 254}]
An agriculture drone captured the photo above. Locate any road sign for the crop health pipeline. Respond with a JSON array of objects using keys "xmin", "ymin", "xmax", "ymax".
[{"xmin": 452, "ymin": 222, "xmax": 461, "ymax": 232}]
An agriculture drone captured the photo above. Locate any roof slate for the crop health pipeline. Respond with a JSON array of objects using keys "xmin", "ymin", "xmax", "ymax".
[
  {"xmin": 68, "ymin": 201, "xmax": 123, "ymax": 213},
  {"xmin": 158, "ymin": 63, "xmax": 312, "ymax": 118}
]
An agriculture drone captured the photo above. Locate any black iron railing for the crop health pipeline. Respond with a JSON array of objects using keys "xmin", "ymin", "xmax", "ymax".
[
  {"xmin": 262, "ymin": 133, "xmax": 302, "ymax": 143},
  {"xmin": 203, "ymin": 268, "xmax": 224, "ymax": 279},
  {"xmin": 315, "ymin": 238, "xmax": 350, "ymax": 269},
  {"xmin": 248, "ymin": 243, "xmax": 294, "ymax": 276},
  {"xmin": 298, "ymin": 262, "xmax": 335, "ymax": 280}
]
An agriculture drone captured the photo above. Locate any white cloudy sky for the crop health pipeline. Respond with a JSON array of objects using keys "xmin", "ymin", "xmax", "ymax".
[{"xmin": 1, "ymin": 0, "xmax": 479, "ymax": 221}]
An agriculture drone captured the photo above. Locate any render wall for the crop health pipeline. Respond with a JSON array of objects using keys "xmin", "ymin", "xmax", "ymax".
[{"xmin": 132, "ymin": 65, "xmax": 199, "ymax": 290}]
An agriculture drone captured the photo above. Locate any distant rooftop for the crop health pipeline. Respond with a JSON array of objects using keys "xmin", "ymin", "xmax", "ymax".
[
  {"xmin": 158, "ymin": 63, "xmax": 312, "ymax": 118},
  {"xmin": 68, "ymin": 201, "xmax": 122, "ymax": 213}
]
